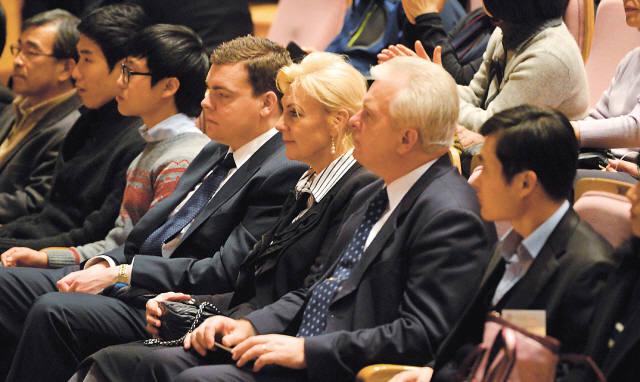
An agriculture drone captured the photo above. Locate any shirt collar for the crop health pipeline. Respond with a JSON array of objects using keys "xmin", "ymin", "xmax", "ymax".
[
  {"xmin": 138, "ymin": 113, "xmax": 202, "ymax": 143},
  {"xmin": 501, "ymin": 200, "xmax": 570, "ymax": 262},
  {"xmin": 227, "ymin": 128, "xmax": 278, "ymax": 170},
  {"xmin": 13, "ymin": 88, "xmax": 77, "ymax": 123},
  {"xmin": 385, "ymin": 157, "xmax": 438, "ymax": 214},
  {"xmin": 295, "ymin": 149, "xmax": 357, "ymax": 202}
]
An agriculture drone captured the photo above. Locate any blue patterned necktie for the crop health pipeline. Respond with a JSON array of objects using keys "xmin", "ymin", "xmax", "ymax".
[
  {"xmin": 139, "ymin": 154, "xmax": 236, "ymax": 257},
  {"xmin": 297, "ymin": 188, "xmax": 389, "ymax": 337}
]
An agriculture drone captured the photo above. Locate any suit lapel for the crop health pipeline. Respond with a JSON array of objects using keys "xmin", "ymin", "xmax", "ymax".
[
  {"xmin": 335, "ymin": 155, "xmax": 455, "ymax": 300},
  {"xmin": 0, "ymin": 94, "xmax": 82, "ymax": 173},
  {"xmin": 179, "ymin": 133, "xmax": 282, "ymax": 244},
  {"xmin": 499, "ymin": 210, "xmax": 579, "ymax": 309}
]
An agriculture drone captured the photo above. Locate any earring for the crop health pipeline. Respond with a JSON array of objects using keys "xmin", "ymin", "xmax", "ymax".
[{"xmin": 331, "ymin": 137, "xmax": 336, "ymax": 155}]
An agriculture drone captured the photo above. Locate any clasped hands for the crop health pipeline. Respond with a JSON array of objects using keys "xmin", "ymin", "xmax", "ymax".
[{"xmin": 184, "ymin": 315, "xmax": 306, "ymax": 372}]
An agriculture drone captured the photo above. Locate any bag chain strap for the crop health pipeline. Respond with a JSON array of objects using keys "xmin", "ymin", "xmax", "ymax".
[{"xmin": 143, "ymin": 301, "xmax": 217, "ymax": 347}]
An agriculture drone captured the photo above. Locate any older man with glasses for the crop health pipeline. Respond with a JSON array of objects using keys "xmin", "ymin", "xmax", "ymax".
[{"xmin": 0, "ymin": 9, "xmax": 83, "ymax": 223}]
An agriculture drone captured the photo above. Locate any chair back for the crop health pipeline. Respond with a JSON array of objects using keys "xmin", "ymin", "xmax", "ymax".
[
  {"xmin": 584, "ymin": 0, "xmax": 640, "ymax": 108},
  {"xmin": 574, "ymin": 191, "xmax": 632, "ymax": 248},
  {"xmin": 266, "ymin": 0, "xmax": 349, "ymax": 51},
  {"xmin": 574, "ymin": 177, "xmax": 631, "ymax": 202},
  {"xmin": 563, "ymin": 0, "xmax": 594, "ymax": 62}
]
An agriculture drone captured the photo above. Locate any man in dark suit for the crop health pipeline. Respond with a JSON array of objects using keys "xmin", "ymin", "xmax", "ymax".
[
  {"xmin": 0, "ymin": 36, "xmax": 307, "ymax": 382},
  {"xmin": 133, "ymin": 56, "xmax": 496, "ymax": 382},
  {"xmin": 557, "ymin": 168, "xmax": 640, "ymax": 382},
  {"xmin": 0, "ymin": 9, "xmax": 81, "ymax": 223},
  {"xmin": 388, "ymin": 105, "xmax": 616, "ymax": 382}
]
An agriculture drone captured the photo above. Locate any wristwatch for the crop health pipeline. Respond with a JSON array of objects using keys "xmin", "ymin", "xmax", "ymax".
[{"xmin": 116, "ymin": 264, "xmax": 130, "ymax": 284}]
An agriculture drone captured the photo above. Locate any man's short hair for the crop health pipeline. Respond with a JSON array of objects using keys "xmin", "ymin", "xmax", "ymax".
[
  {"xmin": 22, "ymin": 9, "xmax": 80, "ymax": 62},
  {"xmin": 370, "ymin": 57, "xmax": 459, "ymax": 154},
  {"xmin": 127, "ymin": 24, "xmax": 209, "ymax": 118},
  {"xmin": 210, "ymin": 36, "xmax": 292, "ymax": 103},
  {"xmin": 482, "ymin": 0, "xmax": 569, "ymax": 23},
  {"xmin": 479, "ymin": 105, "xmax": 578, "ymax": 201},
  {"xmin": 77, "ymin": 4, "xmax": 150, "ymax": 72}
]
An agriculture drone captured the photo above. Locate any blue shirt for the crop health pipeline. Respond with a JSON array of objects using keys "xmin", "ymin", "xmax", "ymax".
[{"xmin": 492, "ymin": 200, "xmax": 571, "ymax": 305}]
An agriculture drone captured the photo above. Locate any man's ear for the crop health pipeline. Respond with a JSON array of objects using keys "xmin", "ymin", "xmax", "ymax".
[
  {"xmin": 518, "ymin": 170, "xmax": 538, "ymax": 198},
  {"xmin": 397, "ymin": 128, "xmax": 420, "ymax": 155},
  {"xmin": 161, "ymin": 77, "xmax": 180, "ymax": 99},
  {"xmin": 57, "ymin": 58, "xmax": 76, "ymax": 83},
  {"xmin": 259, "ymin": 90, "xmax": 278, "ymax": 117}
]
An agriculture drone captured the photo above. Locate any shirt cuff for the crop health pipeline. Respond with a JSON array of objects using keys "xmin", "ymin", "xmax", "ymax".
[
  {"xmin": 42, "ymin": 247, "xmax": 78, "ymax": 269},
  {"xmin": 84, "ymin": 255, "xmax": 116, "ymax": 269}
]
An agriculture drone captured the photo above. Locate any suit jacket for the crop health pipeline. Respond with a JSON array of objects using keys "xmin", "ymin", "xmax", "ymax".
[
  {"xmin": 244, "ymin": 155, "xmax": 496, "ymax": 381},
  {"xmin": 568, "ymin": 238, "xmax": 640, "ymax": 382},
  {"xmin": 0, "ymin": 93, "xmax": 82, "ymax": 223},
  {"xmin": 433, "ymin": 209, "xmax": 615, "ymax": 378},
  {"xmin": 104, "ymin": 133, "xmax": 309, "ymax": 295},
  {"xmin": 0, "ymin": 100, "xmax": 146, "ymax": 251},
  {"xmin": 194, "ymin": 163, "xmax": 378, "ymax": 318}
]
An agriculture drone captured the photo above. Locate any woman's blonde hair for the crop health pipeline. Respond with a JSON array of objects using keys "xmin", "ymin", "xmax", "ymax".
[{"xmin": 276, "ymin": 52, "xmax": 367, "ymax": 151}]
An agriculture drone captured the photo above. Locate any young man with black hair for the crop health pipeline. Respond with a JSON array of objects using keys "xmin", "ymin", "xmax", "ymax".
[
  {"xmin": 1, "ymin": 24, "xmax": 211, "ymax": 269},
  {"xmin": 0, "ymin": 9, "xmax": 81, "ymax": 223},
  {"xmin": 390, "ymin": 105, "xmax": 615, "ymax": 382}
]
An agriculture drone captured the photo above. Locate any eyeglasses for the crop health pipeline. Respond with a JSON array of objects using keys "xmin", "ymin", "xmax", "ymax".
[
  {"xmin": 121, "ymin": 63, "xmax": 152, "ymax": 84},
  {"xmin": 10, "ymin": 45, "xmax": 58, "ymax": 59}
]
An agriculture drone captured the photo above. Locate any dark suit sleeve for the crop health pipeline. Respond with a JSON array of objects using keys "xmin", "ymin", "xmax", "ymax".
[
  {"xmin": 556, "ymin": 249, "xmax": 614, "ymax": 354},
  {"xmin": 0, "ymin": 111, "xmax": 79, "ymax": 224},
  {"xmin": 402, "ymin": 13, "xmax": 483, "ymax": 85},
  {"xmin": 128, "ymin": 161, "xmax": 307, "ymax": 295},
  {"xmin": 246, "ymin": 208, "xmax": 491, "ymax": 381}
]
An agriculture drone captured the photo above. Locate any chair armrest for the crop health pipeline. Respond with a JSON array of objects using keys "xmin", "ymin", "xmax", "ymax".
[{"xmin": 356, "ymin": 365, "xmax": 421, "ymax": 382}]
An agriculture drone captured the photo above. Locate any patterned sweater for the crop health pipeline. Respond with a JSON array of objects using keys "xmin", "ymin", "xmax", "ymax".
[{"xmin": 45, "ymin": 114, "xmax": 210, "ymax": 268}]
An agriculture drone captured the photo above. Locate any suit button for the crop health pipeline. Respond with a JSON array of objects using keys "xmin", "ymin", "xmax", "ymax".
[{"xmin": 337, "ymin": 286, "xmax": 342, "ymax": 292}]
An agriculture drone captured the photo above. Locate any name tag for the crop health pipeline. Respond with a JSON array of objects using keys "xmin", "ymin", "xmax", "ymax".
[{"xmin": 502, "ymin": 309, "xmax": 546, "ymax": 337}]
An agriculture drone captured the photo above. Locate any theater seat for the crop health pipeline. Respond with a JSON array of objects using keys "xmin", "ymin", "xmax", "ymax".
[
  {"xmin": 563, "ymin": 0, "xmax": 594, "ymax": 62},
  {"xmin": 574, "ymin": 190, "xmax": 632, "ymax": 248},
  {"xmin": 266, "ymin": 0, "xmax": 348, "ymax": 51}
]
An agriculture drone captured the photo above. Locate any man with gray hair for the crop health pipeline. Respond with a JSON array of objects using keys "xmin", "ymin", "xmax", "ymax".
[
  {"xmin": 0, "ymin": 9, "xmax": 82, "ymax": 223},
  {"xmin": 134, "ymin": 56, "xmax": 497, "ymax": 382}
]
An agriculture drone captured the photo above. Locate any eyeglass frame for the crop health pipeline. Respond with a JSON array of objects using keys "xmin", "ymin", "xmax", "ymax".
[
  {"xmin": 10, "ymin": 44, "xmax": 60, "ymax": 59},
  {"xmin": 120, "ymin": 63, "xmax": 152, "ymax": 85}
]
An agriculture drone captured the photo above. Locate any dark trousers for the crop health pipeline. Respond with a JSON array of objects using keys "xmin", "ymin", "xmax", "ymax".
[
  {"xmin": 0, "ymin": 265, "xmax": 149, "ymax": 382},
  {"xmin": 135, "ymin": 346, "xmax": 307, "ymax": 382}
]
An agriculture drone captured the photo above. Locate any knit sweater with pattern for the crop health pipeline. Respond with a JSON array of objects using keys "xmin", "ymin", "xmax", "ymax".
[{"xmin": 45, "ymin": 115, "xmax": 210, "ymax": 268}]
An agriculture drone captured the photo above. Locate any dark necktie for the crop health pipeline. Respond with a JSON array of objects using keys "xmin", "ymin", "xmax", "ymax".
[
  {"xmin": 139, "ymin": 154, "xmax": 236, "ymax": 256},
  {"xmin": 297, "ymin": 188, "xmax": 389, "ymax": 337}
]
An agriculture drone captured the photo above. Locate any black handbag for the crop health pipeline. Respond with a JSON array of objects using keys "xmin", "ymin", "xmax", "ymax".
[{"xmin": 144, "ymin": 300, "xmax": 222, "ymax": 347}]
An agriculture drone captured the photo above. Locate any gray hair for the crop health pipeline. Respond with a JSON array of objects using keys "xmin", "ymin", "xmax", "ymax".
[
  {"xmin": 22, "ymin": 9, "xmax": 80, "ymax": 61},
  {"xmin": 370, "ymin": 57, "xmax": 459, "ymax": 154}
]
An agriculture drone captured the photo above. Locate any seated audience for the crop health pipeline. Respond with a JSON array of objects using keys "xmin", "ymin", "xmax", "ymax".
[
  {"xmin": 0, "ymin": 24, "xmax": 211, "ymax": 268},
  {"xmin": 388, "ymin": 105, "xmax": 615, "ymax": 382},
  {"xmin": 0, "ymin": 4, "xmax": 150, "ymax": 253},
  {"xmin": 0, "ymin": 9, "xmax": 81, "ymax": 223},
  {"xmin": 380, "ymin": 0, "xmax": 496, "ymax": 85},
  {"xmin": 0, "ymin": 35, "xmax": 308, "ymax": 382},
  {"xmin": 131, "ymin": 56, "xmax": 496, "ymax": 382},
  {"xmin": 70, "ymin": 51, "xmax": 379, "ymax": 382}
]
